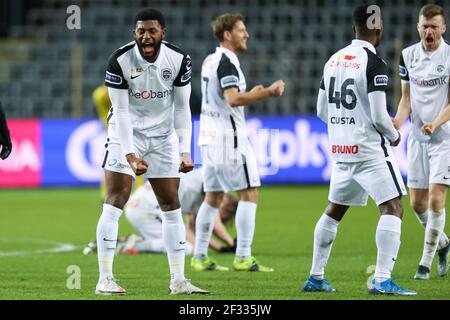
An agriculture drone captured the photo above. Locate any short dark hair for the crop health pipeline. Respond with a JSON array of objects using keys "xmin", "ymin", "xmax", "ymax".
[
  {"xmin": 134, "ymin": 8, "xmax": 165, "ymax": 28},
  {"xmin": 419, "ymin": 4, "xmax": 445, "ymax": 22},
  {"xmin": 211, "ymin": 13, "xmax": 245, "ymax": 42},
  {"xmin": 352, "ymin": 4, "xmax": 381, "ymax": 35}
]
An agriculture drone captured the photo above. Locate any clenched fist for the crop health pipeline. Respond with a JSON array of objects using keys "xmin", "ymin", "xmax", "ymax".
[{"xmin": 126, "ymin": 153, "xmax": 148, "ymax": 176}]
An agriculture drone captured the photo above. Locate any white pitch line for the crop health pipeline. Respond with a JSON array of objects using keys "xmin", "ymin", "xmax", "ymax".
[{"xmin": 0, "ymin": 239, "xmax": 79, "ymax": 257}]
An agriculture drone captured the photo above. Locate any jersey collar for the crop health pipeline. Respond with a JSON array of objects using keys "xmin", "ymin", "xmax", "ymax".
[
  {"xmin": 351, "ymin": 39, "xmax": 376, "ymax": 54},
  {"xmin": 418, "ymin": 37, "xmax": 445, "ymax": 60},
  {"xmin": 216, "ymin": 46, "xmax": 240, "ymax": 66}
]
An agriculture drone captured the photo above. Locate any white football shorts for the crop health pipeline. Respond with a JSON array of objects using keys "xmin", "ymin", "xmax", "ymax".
[
  {"xmin": 201, "ymin": 142, "xmax": 261, "ymax": 193},
  {"xmin": 328, "ymin": 152, "xmax": 407, "ymax": 207},
  {"xmin": 102, "ymin": 125, "xmax": 180, "ymax": 179},
  {"xmin": 407, "ymin": 137, "xmax": 450, "ymax": 189}
]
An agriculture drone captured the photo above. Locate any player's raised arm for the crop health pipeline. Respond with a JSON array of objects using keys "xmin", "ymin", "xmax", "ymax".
[{"xmin": 223, "ymin": 80, "xmax": 285, "ymax": 107}]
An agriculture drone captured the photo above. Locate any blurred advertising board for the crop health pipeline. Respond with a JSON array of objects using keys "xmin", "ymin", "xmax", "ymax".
[
  {"xmin": 0, "ymin": 120, "xmax": 41, "ymax": 187},
  {"xmin": 0, "ymin": 117, "xmax": 410, "ymax": 188}
]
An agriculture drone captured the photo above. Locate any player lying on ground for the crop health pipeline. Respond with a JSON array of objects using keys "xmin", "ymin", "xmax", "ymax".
[{"xmin": 84, "ymin": 169, "xmax": 238, "ymax": 256}]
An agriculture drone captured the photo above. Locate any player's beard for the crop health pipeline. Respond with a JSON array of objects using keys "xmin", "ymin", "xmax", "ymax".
[
  {"xmin": 235, "ymin": 39, "xmax": 248, "ymax": 53},
  {"xmin": 137, "ymin": 39, "xmax": 162, "ymax": 62}
]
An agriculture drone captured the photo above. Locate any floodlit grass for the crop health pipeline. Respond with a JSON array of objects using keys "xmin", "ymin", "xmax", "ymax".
[{"xmin": 0, "ymin": 186, "xmax": 448, "ymax": 300}]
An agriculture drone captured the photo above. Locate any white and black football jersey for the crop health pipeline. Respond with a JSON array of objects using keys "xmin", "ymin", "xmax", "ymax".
[
  {"xmin": 320, "ymin": 39, "xmax": 392, "ymax": 162},
  {"xmin": 400, "ymin": 39, "xmax": 450, "ymax": 142},
  {"xmin": 105, "ymin": 40, "xmax": 192, "ymax": 137},
  {"xmin": 198, "ymin": 47, "xmax": 248, "ymax": 150}
]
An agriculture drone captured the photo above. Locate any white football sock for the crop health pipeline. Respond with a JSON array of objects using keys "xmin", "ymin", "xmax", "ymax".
[
  {"xmin": 194, "ymin": 202, "xmax": 218, "ymax": 259},
  {"xmin": 185, "ymin": 242, "xmax": 194, "ymax": 256},
  {"xmin": 415, "ymin": 210, "xmax": 449, "ymax": 250},
  {"xmin": 420, "ymin": 209, "xmax": 446, "ymax": 268},
  {"xmin": 310, "ymin": 213, "xmax": 339, "ymax": 280},
  {"xmin": 375, "ymin": 215, "xmax": 401, "ymax": 281},
  {"xmin": 96, "ymin": 203, "xmax": 122, "ymax": 282},
  {"xmin": 235, "ymin": 201, "xmax": 257, "ymax": 260},
  {"xmin": 162, "ymin": 209, "xmax": 186, "ymax": 284}
]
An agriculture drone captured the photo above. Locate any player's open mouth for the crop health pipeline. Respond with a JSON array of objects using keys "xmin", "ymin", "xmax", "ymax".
[
  {"xmin": 426, "ymin": 37, "xmax": 434, "ymax": 44},
  {"xmin": 142, "ymin": 43, "xmax": 154, "ymax": 55}
]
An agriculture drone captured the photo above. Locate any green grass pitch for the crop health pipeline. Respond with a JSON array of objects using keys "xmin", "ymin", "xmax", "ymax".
[{"xmin": 0, "ymin": 185, "xmax": 448, "ymax": 300}]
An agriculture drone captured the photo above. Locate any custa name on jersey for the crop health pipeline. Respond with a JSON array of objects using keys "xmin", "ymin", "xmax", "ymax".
[{"xmin": 330, "ymin": 116, "xmax": 356, "ymax": 125}]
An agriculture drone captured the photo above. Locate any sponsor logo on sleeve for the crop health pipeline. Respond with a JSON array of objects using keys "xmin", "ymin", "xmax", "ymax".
[
  {"xmin": 179, "ymin": 55, "xmax": 192, "ymax": 83},
  {"xmin": 220, "ymin": 75, "xmax": 239, "ymax": 88},
  {"xmin": 180, "ymin": 69, "xmax": 192, "ymax": 83},
  {"xmin": 374, "ymin": 75, "xmax": 388, "ymax": 86},
  {"xmin": 399, "ymin": 66, "xmax": 408, "ymax": 77},
  {"xmin": 105, "ymin": 71, "xmax": 123, "ymax": 85}
]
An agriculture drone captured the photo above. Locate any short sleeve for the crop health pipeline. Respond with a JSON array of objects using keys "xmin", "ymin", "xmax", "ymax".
[
  {"xmin": 105, "ymin": 55, "xmax": 128, "ymax": 89},
  {"xmin": 217, "ymin": 54, "xmax": 240, "ymax": 92},
  {"xmin": 399, "ymin": 53, "xmax": 409, "ymax": 81},
  {"xmin": 174, "ymin": 54, "xmax": 192, "ymax": 87},
  {"xmin": 365, "ymin": 49, "xmax": 389, "ymax": 93}
]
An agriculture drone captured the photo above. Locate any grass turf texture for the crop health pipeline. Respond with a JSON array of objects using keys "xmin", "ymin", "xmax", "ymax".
[{"xmin": 0, "ymin": 186, "xmax": 448, "ymax": 300}]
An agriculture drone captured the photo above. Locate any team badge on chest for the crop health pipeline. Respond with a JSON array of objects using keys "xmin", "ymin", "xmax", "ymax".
[{"xmin": 161, "ymin": 68, "xmax": 173, "ymax": 81}]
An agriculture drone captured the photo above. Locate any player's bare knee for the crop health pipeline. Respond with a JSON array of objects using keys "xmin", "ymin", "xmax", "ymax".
[
  {"xmin": 428, "ymin": 195, "xmax": 444, "ymax": 212},
  {"xmin": 104, "ymin": 193, "xmax": 129, "ymax": 209},
  {"xmin": 379, "ymin": 198, "xmax": 403, "ymax": 218},
  {"xmin": 325, "ymin": 202, "xmax": 348, "ymax": 221},
  {"xmin": 205, "ymin": 192, "xmax": 223, "ymax": 208},
  {"xmin": 411, "ymin": 202, "xmax": 427, "ymax": 214},
  {"xmin": 159, "ymin": 199, "xmax": 181, "ymax": 212},
  {"xmin": 104, "ymin": 184, "xmax": 131, "ymax": 208},
  {"xmin": 409, "ymin": 189, "xmax": 428, "ymax": 213},
  {"xmin": 238, "ymin": 188, "xmax": 258, "ymax": 203}
]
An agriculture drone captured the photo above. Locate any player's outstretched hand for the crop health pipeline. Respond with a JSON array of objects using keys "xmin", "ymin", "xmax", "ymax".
[
  {"xmin": 268, "ymin": 80, "xmax": 285, "ymax": 97},
  {"xmin": 126, "ymin": 153, "xmax": 148, "ymax": 176},
  {"xmin": 390, "ymin": 130, "xmax": 401, "ymax": 147},
  {"xmin": 179, "ymin": 153, "xmax": 194, "ymax": 173},
  {"xmin": 421, "ymin": 123, "xmax": 435, "ymax": 135}
]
